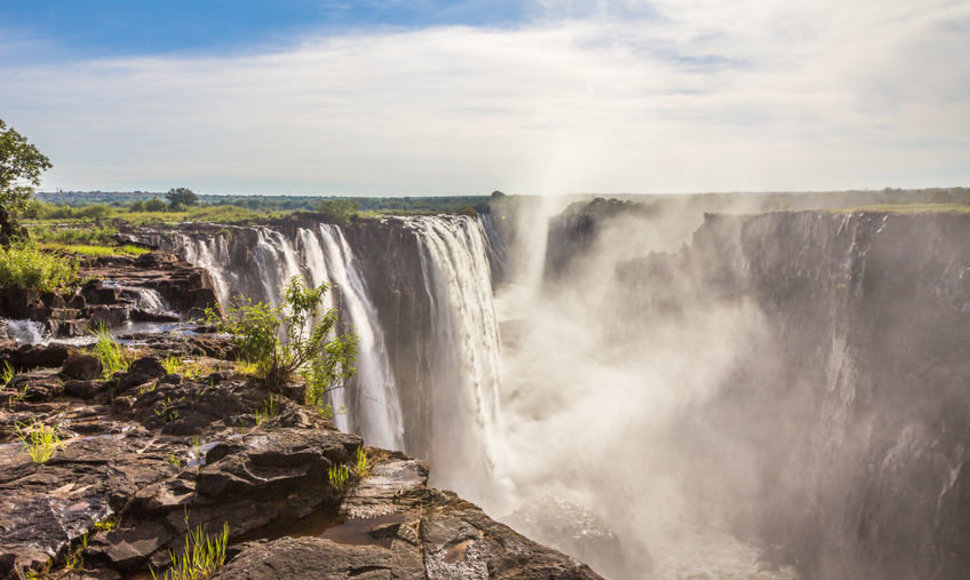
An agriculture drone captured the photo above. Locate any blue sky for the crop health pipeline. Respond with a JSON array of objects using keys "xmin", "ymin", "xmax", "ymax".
[
  {"xmin": 1, "ymin": 0, "xmax": 968, "ymax": 195},
  {"xmin": 2, "ymin": 1, "xmax": 530, "ymax": 58}
]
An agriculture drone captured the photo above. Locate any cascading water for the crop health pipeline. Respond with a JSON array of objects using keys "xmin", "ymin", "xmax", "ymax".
[
  {"xmin": 167, "ymin": 222, "xmax": 406, "ymax": 453},
  {"xmin": 405, "ymin": 215, "xmax": 504, "ymax": 503},
  {"xmin": 297, "ymin": 225, "xmax": 404, "ymax": 451}
]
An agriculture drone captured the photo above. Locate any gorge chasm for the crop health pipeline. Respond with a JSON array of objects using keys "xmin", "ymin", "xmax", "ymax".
[{"xmin": 5, "ymin": 201, "xmax": 966, "ymax": 579}]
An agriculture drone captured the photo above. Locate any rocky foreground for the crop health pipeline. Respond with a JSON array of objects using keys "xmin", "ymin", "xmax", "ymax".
[{"xmin": 0, "ymin": 254, "xmax": 603, "ymax": 580}]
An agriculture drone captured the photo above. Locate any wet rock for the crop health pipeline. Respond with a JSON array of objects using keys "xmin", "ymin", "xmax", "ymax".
[
  {"xmin": 52, "ymin": 319, "xmax": 89, "ymax": 338},
  {"xmin": 61, "ymin": 353, "xmax": 103, "ymax": 381},
  {"xmin": 85, "ymin": 305, "xmax": 131, "ymax": 327},
  {"xmin": 421, "ymin": 496, "xmax": 602, "ymax": 580},
  {"xmin": 81, "ymin": 283, "xmax": 121, "ymax": 306}
]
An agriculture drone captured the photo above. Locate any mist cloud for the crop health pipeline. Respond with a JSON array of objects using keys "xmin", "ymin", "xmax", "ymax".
[{"xmin": 1, "ymin": 0, "xmax": 967, "ymax": 193}]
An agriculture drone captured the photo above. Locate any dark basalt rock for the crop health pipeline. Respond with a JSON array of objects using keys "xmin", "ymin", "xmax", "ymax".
[
  {"xmin": 4, "ymin": 343, "xmax": 71, "ymax": 370},
  {"xmin": 61, "ymin": 353, "xmax": 103, "ymax": 381}
]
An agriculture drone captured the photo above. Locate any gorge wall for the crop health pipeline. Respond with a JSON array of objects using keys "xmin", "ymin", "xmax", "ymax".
[{"xmin": 150, "ymin": 205, "xmax": 970, "ymax": 579}]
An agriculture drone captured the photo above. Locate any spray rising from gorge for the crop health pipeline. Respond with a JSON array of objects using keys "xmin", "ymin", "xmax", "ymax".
[{"xmin": 157, "ymin": 200, "xmax": 970, "ymax": 580}]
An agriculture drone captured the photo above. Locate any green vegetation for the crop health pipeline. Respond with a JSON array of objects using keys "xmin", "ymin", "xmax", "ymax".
[
  {"xmin": 28, "ymin": 223, "xmax": 118, "ymax": 244},
  {"xmin": 15, "ymin": 420, "xmax": 61, "ymax": 463},
  {"xmin": 95, "ymin": 517, "xmax": 120, "ymax": 532},
  {"xmin": 1, "ymin": 361, "xmax": 14, "ymax": 386},
  {"xmin": 39, "ymin": 242, "xmax": 150, "ymax": 257},
  {"xmin": 316, "ymin": 199, "xmax": 360, "ymax": 225},
  {"xmin": 0, "ymin": 243, "xmax": 79, "ymax": 292},
  {"xmin": 256, "ymin": 394, "xmax": 280, "ymax": 422},
  {"xmin": 35, "ymin": 190, "xmax": 493, "ymax": 217},
  {"xmin": 328, "ymin": 464, "xmax": 351, "ymax": 492},
  {"xmin": 151, "ymin": 521, "xmax": 229, "ymax": 580},
  {"xmin": 0, "ymin": 119, "xmax": 52, "ymax": 239},
  {"xmin": 355, "ymin": 446, "xmax": 371, "ymax": 478},
  {"xmin": 166, "ymin": 187, "xmax": 199, "ymax": 210},
  {"xmin": 208, "ymin": 276, "xmax": 358, "ymax": 394},
  {"xmin": 161, "ymin": 356, "xmax": 215, "ymax": 378},
  {"xmin": 91, "ymin": 325, "xmax": 132, "ymax": 378}
]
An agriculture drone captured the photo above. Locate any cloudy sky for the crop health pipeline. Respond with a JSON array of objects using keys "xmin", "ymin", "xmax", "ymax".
[{"xmin": 1, "ymin": 0, "xmax": 968, "ymax": 196}]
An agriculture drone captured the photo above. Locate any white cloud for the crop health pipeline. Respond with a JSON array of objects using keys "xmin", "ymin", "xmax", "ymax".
[{"xmin": 1, "ymin": 0, "xmax": 968, "ymax": 194}]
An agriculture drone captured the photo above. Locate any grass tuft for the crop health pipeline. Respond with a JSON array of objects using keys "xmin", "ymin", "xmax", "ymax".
[
  {"xmin": 328, "ymin": 464, "xmax": 351, "ymax": 492},
  {"xmin": 151, "ymin": 521, "xmax": 229, "ymax": 580},
  {"xmin": 255, "ymin": 394, "xmax": 280, "ymax": 423},
  {"xmin": 15, "ymin": 420, "xmax": 61, "ymax": 463},
  {"xmin": 0, "ymin": 361, "xmax": 14, "ymax": 387},
  {"xmin": 356, "ymin": 446, "xmax": 371, "ymax": 478},
  {"xmin": 91, "ymin": 325, "xmax": 132, "ymax": 378}
]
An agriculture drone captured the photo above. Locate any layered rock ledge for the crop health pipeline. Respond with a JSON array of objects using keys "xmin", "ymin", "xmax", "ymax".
[{"xmin": 0, "ymin": 330, "xmax": 602, "ymax": 580}]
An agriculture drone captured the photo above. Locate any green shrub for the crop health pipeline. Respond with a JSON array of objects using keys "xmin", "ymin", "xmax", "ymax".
[
  {"xmin": 208, "ymin": 277, "xmax": 358, "ymax": 394},
  {"xmin": 0, "ymin": 243, "xmax": 78, "ymax": 292}
]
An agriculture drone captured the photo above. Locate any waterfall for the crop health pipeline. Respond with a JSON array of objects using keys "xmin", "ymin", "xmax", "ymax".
[
  {"xmin": 173, "ymin": 232, "xmax": 233, "ymax": 307},
  {"xmin": 297, "ymin": 225, "xmax": 404, "ymax": 451},
  {"xmin": 167, "ymin": 222, "xmax": 406, "ymax": 453},
  {"xmin": 405, "ymin": 215, "xmax": 503, "ymax": 502}
]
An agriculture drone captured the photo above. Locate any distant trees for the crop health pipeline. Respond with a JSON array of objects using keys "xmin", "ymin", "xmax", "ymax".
[
  {"xmin": 166, "ymin": 187, "xmax": 198, "ymax": 210},
  {"xmin": 316, "ymin": 199, "xmax": 359, "ymax": 225},
  {"xmin": 130, "ymin": 198, "xmax": 168, "ymax": 213},
  {"xmin": 0, "ymin": 119, "xmax": 52, "ymax": 244}
]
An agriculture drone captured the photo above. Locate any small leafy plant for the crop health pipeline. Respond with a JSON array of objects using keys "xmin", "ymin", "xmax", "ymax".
[
  {"xmin": 207, "ymin": 277, "xmax": 358, "ymax": 393},
  {"xmin": 15, "ymin": 420, "xmax": 61, "ymax": 463}
]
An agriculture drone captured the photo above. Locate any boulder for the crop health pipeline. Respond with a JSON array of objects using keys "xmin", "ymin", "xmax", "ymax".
[
  {"xmin": 61, "ymin": 353, "xmax": 103, "ymax": 381},
  {"xmin": 10, "ymin": 343, "xmax": 71, "ymax": 369},
  {"xmin": 117, "ymin": 357, "xmax": 167, "ymax": 393}
]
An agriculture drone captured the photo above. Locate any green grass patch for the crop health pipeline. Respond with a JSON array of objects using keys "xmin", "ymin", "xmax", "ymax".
[
  {"xmin": 39, "ymin": 242, "xmax": 150, "ymax": 257},
  {"xmin": 28, "ymin": 224, "xmax": 118, "ymax": 245},
  {"xmin": 0, "ymin": 243, "xmax": 79, "ymax": 292}
]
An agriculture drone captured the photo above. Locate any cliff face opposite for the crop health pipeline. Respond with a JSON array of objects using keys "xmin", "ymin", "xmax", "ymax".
[{"xmin": 615, "ymin": 211, "xmax": 970, "ymax": 579}]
